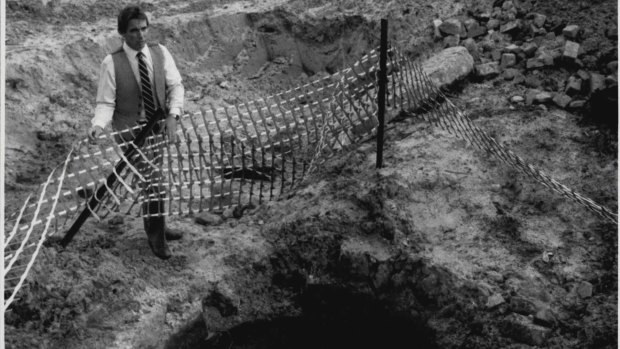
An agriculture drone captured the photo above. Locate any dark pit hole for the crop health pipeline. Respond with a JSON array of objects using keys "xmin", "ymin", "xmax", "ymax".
[
  {"xmin": 257, "ymin": 25, "xmax": 279, "ymax": 34},
  {"xmin": 166, "ymin": 284, "xmax": 438, "ymax": 349}
]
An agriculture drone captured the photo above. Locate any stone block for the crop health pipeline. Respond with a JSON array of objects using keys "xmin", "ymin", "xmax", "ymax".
[
  {"xmin": 503, "ymin": 68, "xmax": 520, "ymax": 80},
  {"xmin": 439, "ymin": 18, "xmax": 463, "ymax": 36},
  {"xmin": 526, "ymin": 58, "xmax": 545, "ymax": 70},
  {"xmin": 195, "ymin": 212, "xmax": 224, "ymax": 226},
  {"xmin": 590, "ymin": 73, "xmax": 606, "ymax": 94},
  {"xmin": 476, "ymin": 62, "xmax": 501, "ymax": 79},
  {"xmin": 468, "ymin": 22, "xmax": 487, "ymax": 38},
  {"xmin": 568, "ymin": 100, "xmax": 586, "ymax": 109},
  {"xmin": 462, "ymin": 38, "xmax": 480, "ymax": 61},
  {"xmin": 576, "ymin": 281, "xmax": 593, "ymax": 298},
  {"xmin": 504, "ymin": 44, "xmax": 521, "ymax": 54},
  {"xmin": 500, "ymin": 20, "xmax": 521, "ymax": 34},
  {"xmin": 534, "ymin": 308, "xmax": 557, "ymax": 328},
  {"xmin": 565, "ymin": 76, "xmax": 582, "ymax": 96},
  {"xmin": 534, "ymin": 91, "xmax": 552, "ymax": 104},
  {"xmin": 502, "ymin": 1, "xmax": 514, "ymax": 11},
  {"xmin": 486, "ymin": 293, "xmax": 506, "ymax": 308},
  {"xmin": 510, "ymin": 95, "xmax": 525, "ymax": 103},
  {"xmin": 509, "ymin": 296, "xmax": 538, "ymax": 315},
  {"xmin": 562, "ymin": 24, "xmax": 580, "ymax": 40},
  {"xmin": 532, "ymin": 13, "xmax": 547, "ymax": 28},
  {"xmin": 421, "ymin": 46, "xmax": 475, "ymax": 88},
  {"xmin": 501, "ymin": 313, "xmax": 551, "ymax": 346},
  {"xmin": 491, "ymin": 49, "xmax": 503, "ymax": 61},
  {"xmin": 521, "ymin": 42, "xmax": 538, "ymax": 57},
  {"xmin": 443, "ymin": 35, "xmax": 460, "ymax": 47},
  {"xmin": 576, "ymin": 69, "xmax": 590, "ymax": 82},
  {"xmin": 433, "ymin": 19, "xmax": 443, "ymax": 40},
  {"xmin": 563, "ymin": 41, "xmax": 580, "ymax": 60},
  {"xmin": 501, "ymin": 53, "xmax": 517, "ymax": 67},
  {"xmin": 487, "ymin": 18, "xmax": 501, "ymax": 30},
  {"xmin": 552, "ymin": 93, "xmax": 572, "ymax": 108},
  {"xmin": 525, "ymin": 89, "xmax": 540, "ymax": 105}
]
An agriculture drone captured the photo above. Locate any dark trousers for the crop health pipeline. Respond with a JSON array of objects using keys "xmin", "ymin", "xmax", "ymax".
[{"xmin": 114, "ymin": 125, "xmax": 167, "ymax": 217}]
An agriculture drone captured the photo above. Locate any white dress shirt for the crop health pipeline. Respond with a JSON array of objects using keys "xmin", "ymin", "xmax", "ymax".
[{"xmin": 92, "ymin": 41, "xmax": 184, "ymax": 129}]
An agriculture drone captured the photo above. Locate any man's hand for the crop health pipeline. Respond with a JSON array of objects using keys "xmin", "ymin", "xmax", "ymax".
[
  {"xmin": 88, "ymin": 125, "xmax": 103, "ymax": 143},
  {"xmin": 165, "ymin": 114, "xmax": 179, "ymax": 142}
]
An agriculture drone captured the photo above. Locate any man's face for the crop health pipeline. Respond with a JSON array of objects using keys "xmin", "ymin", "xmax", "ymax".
[{"xmin": 123, "ymin": 19, "xmax": 148, "ymax": 51}]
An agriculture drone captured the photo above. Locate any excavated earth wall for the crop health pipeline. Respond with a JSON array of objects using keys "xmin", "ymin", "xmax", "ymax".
[{"xmin": 4, "ymin": 0, "xmax": 617, "ymax": 348}]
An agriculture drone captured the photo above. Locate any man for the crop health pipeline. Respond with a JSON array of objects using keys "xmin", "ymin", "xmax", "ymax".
[{"xmin": 89, "ymin": 6, "xmax": 184, "ymax": 260}]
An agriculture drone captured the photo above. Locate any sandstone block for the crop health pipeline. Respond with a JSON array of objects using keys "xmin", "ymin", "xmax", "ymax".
[
  {"xmin": 534, "ymin": 91, "xmax": 552, "ymax": 104},
  {"xmin": 476, "ymin": 62, "xmax": 501, "ymax": 79},
  {"xmin": 590, "ymin": 73, "xmax": 606, "ymax": 94},
  {"xmin": 563, "ymin": 41, "xmax": 580, "ymax": 60},
  {"xmin": 433, "ymin": 19, "xmax": 443, "ymax": 40},
  {"xmin": 487, "ymin": 18, "xmax": 501, "ymax": 30},
  {"xmin": 521, "ymin": 42, "xmax": 538, "ymax": 57},
  {"xmin": 421, "ymin": 46, "xmax": 475, "ymax": 89},
  {"xmin": 195, "ymin": 212, "xmax": 224, "ymax": 226},
  {"xmin": 552, "ymin": 93, "xmax": 572, "ymax": 108},
  {"xmin": 504, "ymin": 44, "xmax": 521, "ymax": 54},
  {"xmin": 510, "ymin": 95, "xmax": 525, "ymax": 103},
  {"xmin": 568, "ymin": 100, "xmax": 586, "ymax": 109},
  {"xmin": 501, "ymin": 313, "xmax": 551, "ymax": 346},
  {"xmin": 486, "ymin": 293, "xmax": 506, "ymax": 308},
  {"xmin": 576, "ymin": 281, "xmax": 593, "ymax": 298},
  {"xmin": 532, "ymin": 13, "xmax": 547, "ymax": 28},
  {"xmin": 562, "ymin": 24, "xmax": 580, "ymax": 40},
  {"xmin": 501, "ymin": 53, "xmax": 517, "ymax": 67},
  {"xmin": 443, "ymin": 35, "xmax": 460, "ymax": 47},
  {"xmin": 439, "ymin": 18, "xmax": 463, "ymax": 36},
  {"xmin": 500, "ymin": 20, "xmax": 521, "ymax": 34},
  {"xmin": 503, "ymin": 68, "xmax": 520, "ymax": 80},
  {"xmin": 526, "ymin": 58, "xmax": 545, "ymax": 69},
  {"xmin": 565, "ymin": 76, "xmax": 582, "ymax": 96},
  {"xmin": 468, "ymin": 22, "xmax": 487, "ymax": 38}
]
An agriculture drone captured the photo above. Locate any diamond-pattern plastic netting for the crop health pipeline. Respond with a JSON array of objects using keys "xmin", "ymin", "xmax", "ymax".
[{"xmin": 4, "ymin": 45, "xmax": 616, "ymax": 310}]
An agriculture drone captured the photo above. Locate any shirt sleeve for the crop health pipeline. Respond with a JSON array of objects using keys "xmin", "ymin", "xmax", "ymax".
[
  {"xmin": 160, "ymin": 44, "xmax": 184, "ymax": 116},
  {"xmin": 92, "ymin": 55, "xmax": 115, "ymax": 129}
]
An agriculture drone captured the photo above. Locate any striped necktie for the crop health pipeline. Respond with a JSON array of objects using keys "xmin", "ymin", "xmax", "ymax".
[{"xmin": 137, "ymin": 52, "xmax": 156, "ymax": 121}]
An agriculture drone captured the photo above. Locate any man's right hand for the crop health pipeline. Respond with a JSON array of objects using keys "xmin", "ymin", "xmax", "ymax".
[{"xmin": 88, "ymin": 125, "xmax": 103, "ymax": 143}]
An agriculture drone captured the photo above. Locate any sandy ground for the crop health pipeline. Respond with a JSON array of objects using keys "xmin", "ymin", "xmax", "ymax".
[{"xmin": 4, "ymin": 0, "xmax": 617, "ymax": 348}]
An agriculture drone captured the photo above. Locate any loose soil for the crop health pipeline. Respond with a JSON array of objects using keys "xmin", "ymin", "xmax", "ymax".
[{"xmin": 4, "ymin": 0, "xmax": 618, "ymax": 348}]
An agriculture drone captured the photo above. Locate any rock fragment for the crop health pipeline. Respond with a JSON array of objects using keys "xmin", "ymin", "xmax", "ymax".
[
  {"xmin": 475, "ymin": 62, "xmax": 501, "ymax": 79},
  {"xmin": 195, "ymin": 212, "xmax": 224, "ymax": 226},
  {"xmin": 501, "ymin": 53, "xmax": 517, "ymax": 67},
  {"xmin": 565, "ymin": 76, "xmax": 582, "ymax": 96},
  {"xmin": 433, "ymin": 19, "xmax": 443, "ymax": 40},
  {"xmin": 562, "ymin": 24, "xmax": 580, "ymax": 40},
  {"xmin": 421, "ymin": 46, "xmax": 474, "ymax": 88},
  {"xmin": 576, "ymin": 281, "xmax": 593, "ymax": 298},
  {"xmin": 500, "ymin": 20, "xmax": 521, "ymax": 34},
  {"xmin": 521, "ymin": 42, "xmax": 538, "ymax": 57},
  {"xmin": 443, "ymin": 35, "xmax": 460, "ymax": 47},
  {"xmin": 552, "ymin": 93, "xmax": 572, "ymax": 108},
  {"xmin": 532, "ymin": 13, "xmax": 547, "ymax": 28},
  {"xmin": 589, "ymin": 73, "xmax": 606, "ymax": 94},
  {"xmin": 486, "ymin": 293, "xmax": 506, "ymax": 308},
  {"xmin": 563, "ymin": 41, "xmax": 580, "ymax": 61},
  {"xmin": 526, "ymin": 58, "xmax": 545, "ymax": 70},
  {"xmin": 534, "ymin": 308, "xmax": 557, "ymax": 328},
  {"xmin": 568, "ymin": 100, "xmax": 586, "ymax": 109},
  {"xmin": 500, "ymin": 313, "xmax": 550, "ymax": 346},
  {"xmin": 510, "ymin": 95, "xmax": 525, "ymax": 103},
  {"xmin": 487, "ymin": 18, "xmax": 501, "ymax": 30},
  {"xmin": 439, "ymin": 18, "xmax": 463, "ymax": 36},
  {"xmin": 534, "ymin": 91, "xmax": 552, "ymax": 104}
]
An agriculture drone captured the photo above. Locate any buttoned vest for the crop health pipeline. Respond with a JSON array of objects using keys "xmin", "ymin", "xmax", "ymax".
[{"xmin": 111, "ymin": 43, "xmax": 167, "ymax": 131}]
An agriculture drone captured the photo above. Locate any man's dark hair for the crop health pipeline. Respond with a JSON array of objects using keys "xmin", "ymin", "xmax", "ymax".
[{"xmin": 117, "ymin": 6, "xmax": 149, "ymax": 34}]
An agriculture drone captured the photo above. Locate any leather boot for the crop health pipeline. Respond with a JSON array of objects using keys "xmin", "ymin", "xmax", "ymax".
[
  {"xmin": 144, "ymin": 216, "xmax": 171, "ymax": 260},
  {"xmin": 143, "ymin": 201, "xmax": 171, "ymax": 260}
]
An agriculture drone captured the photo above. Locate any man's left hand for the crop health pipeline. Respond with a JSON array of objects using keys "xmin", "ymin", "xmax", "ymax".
[{"xmin": 165, "ymin": 114, "xmax": 179, "ymax": 141}]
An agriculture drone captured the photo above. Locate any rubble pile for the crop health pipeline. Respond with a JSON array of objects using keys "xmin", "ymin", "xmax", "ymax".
[{"xmin": 433, "ymin": 0, "xmax": 617, "ymax": 126}]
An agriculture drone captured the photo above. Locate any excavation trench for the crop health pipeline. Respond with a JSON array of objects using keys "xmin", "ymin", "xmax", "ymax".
[{"xmin": 160, "ymin": 11, "xmax": 448, "ymax": 348}]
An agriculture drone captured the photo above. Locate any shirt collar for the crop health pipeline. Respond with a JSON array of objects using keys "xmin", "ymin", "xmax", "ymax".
[{"xmin": 123, "ymin": 41, "xmax": 149, "ymax": 58}]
